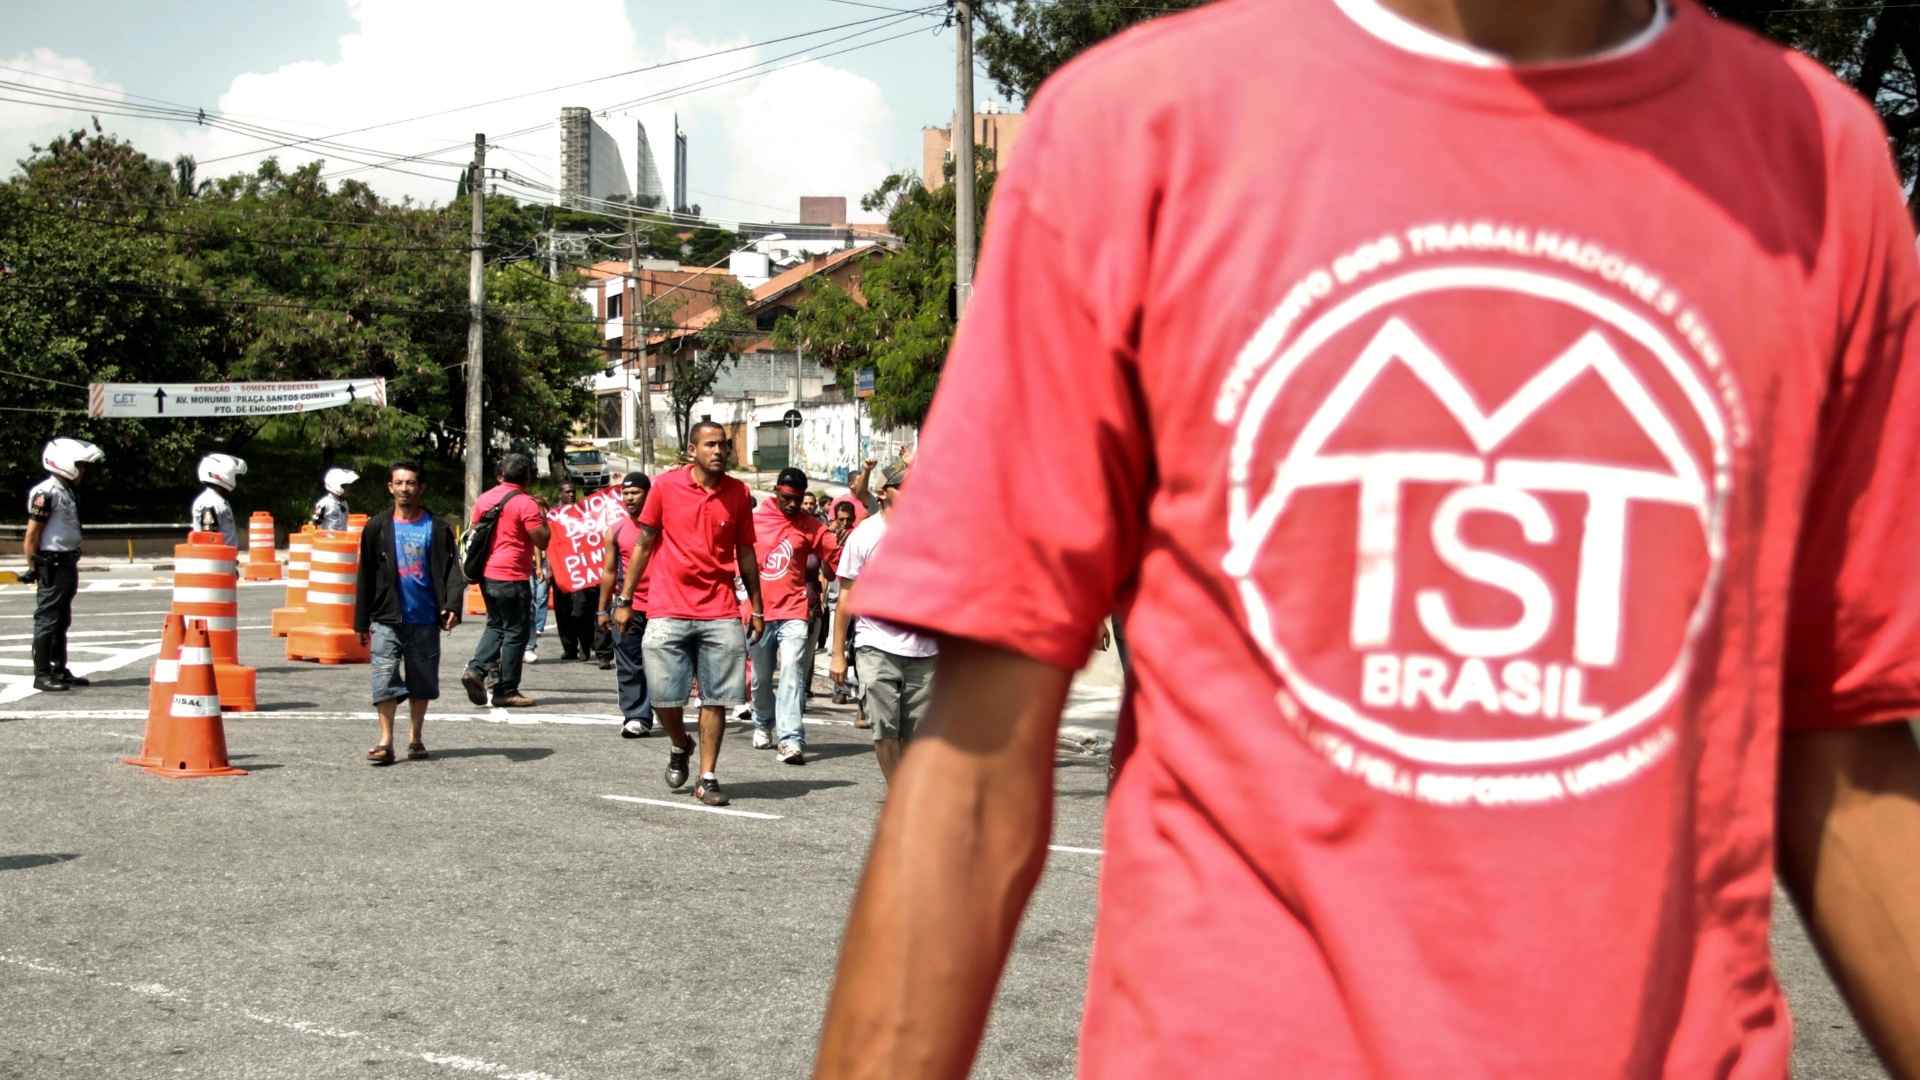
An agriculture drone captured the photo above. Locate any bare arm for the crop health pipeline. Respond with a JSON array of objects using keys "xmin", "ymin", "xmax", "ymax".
[
  {"xmin": 22, "ymin": 519, "xmax": 43, "ymax": 561},
  {"xmin": 830, "ymin": 577, "xmax": 857, "ymax": 683},
  {"xmin": 815, "ymin": 639, "xmax": 1074, "ymax": 1079},
  {"xmin": 737, "ymin": 543, "xmax": 764, "ymax": 643},
  {"xmin": 849, "ymin": 459, "xmax": 878, "ymax": 514},
  {"xmin": 1777, "ymin": 721, "xmax": 1920, "ymax": 1080},
  {"xmin": 597, "ymin": 530, "xmax": 621, "ymax": 623},
  {"xmin": 528, "ymin": 522, "xmax": 552, "ymax": 549}
]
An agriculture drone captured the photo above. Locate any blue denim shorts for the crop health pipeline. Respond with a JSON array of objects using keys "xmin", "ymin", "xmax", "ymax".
[
  {"xmin": 642, "ymin": 616, "xmax": 747, "ymax": 708},
  {"xmin": 371, "ymin": 621, "xmax": 442, "ymax": 704}
]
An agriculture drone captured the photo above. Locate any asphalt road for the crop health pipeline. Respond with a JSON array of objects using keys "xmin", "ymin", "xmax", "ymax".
[{"xmin": 0, "ymin": 572, "xmax": 1893, "ymax": 1078}]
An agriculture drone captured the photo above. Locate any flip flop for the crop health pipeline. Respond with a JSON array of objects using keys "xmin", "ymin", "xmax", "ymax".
[
  {"xmin": 406, "ymin": 742, "xmax": 430, "ymax": 761},
  {"xmin": 367, "ymin": 745, "xmax": 394, "ymax": 766}
]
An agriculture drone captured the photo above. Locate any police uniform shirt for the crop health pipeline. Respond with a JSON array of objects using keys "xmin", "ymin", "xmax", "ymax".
[
  {"xmin": 191, "ymin": 488, "xmax": 237, "ymax": 548},
  {"xmin": 311, "ymin": 493, "xmax": 348, "ymax": 531},
  {"xmin": 26, "ymin": 477, "xmax": 81, "ymax": 553}
]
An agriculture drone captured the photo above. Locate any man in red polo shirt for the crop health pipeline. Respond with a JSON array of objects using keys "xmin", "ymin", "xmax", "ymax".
[
  {"xmin": 815, "ymin": 0, "xmax": 1920, "ymax": 1077},
  {"xmin": 613, "ymin": 422, "xmax": 763, "ymax": 806},
  {"xmin": 749, "ymin": 466, "xmax": 838, "ymax": 764},
  {"xmin": 461, "ymin": 452, "xmax": 548, "ymax": 709}
]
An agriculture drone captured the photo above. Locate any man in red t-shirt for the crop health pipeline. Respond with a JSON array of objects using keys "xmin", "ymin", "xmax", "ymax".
[
  {"xmin": 612, "ymin": 422, "xmax": 764, "ymax": 806},
  {"xmin": 816, "ymin": 2, "xmax": 1920, "ymax": 1077},
  {"xmin": 461, "ymin": 453, "xmax": 549, "ymax": 709},
  {"xmin": 748, "ymin": 467, "xmax": 838, "ymax": 765}
]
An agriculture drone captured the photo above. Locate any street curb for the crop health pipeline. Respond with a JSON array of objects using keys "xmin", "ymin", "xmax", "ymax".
[{"xmin": 1057, "ymin": 724, "xmax": 1114, "ymax": 758}]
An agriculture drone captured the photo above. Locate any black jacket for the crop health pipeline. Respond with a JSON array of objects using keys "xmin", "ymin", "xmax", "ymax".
[{"xmin": 353, "ymin": 506, "xmax": 466, "ymax": 633}]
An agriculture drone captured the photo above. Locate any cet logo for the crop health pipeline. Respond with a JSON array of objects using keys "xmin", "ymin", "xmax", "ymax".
[{"xmin": 1222, "ymin": 265, "xmax": 1732, "ymax": 803}]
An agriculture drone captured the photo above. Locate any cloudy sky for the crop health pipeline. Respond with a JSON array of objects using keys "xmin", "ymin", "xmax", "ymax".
[{"xmin": 0, "ymin": 1, "xmax": 993, "ymax": 225}]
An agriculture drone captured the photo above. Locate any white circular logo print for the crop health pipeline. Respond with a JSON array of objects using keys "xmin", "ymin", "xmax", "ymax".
[{"xmin": 1222, "ymin": 265, "xmax": 1732, "ymax": 805}]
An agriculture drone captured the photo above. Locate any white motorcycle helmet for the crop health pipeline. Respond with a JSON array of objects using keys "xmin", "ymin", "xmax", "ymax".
[
  {"xmin": 42, "ymin": 438, "xmax": 104, "ymax": 481},
  {"xmin": 197, "ymin": 453, "xmax": 247, "ymax": 491},
  {"xmin": 323, "ymin": 467, "xmax": 359, "ymax": 498}
]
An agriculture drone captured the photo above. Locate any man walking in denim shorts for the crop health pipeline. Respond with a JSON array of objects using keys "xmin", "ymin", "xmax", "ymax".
[
  {"xmin": 354, "ymin": 459, "xmax": 464, "ymax": 765},
  {"xmin": 613, "ymin": 422, "xmax": 764, "ymax": 806}
]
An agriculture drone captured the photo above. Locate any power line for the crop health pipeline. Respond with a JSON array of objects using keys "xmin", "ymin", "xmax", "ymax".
[{"xmin": 193, "ymin": 9, "xmax": 930, "ymax": 168}]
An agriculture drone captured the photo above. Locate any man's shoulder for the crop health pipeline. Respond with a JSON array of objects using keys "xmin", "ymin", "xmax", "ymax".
[
  {"xmin": 847, "ymin": 515, "xmax": 887, "ymax": 551},
  {"xmin": 1028, "ymin": 0, "xmax": 1274, "ymax": 113}
]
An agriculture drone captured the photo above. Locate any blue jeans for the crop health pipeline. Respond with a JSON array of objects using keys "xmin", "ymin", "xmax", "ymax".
[
  {"xmin": 612, "ymin": 614, "xmax": 652, "ymax": 726},
  {"xmin": 749, "ymin": 618, "xmax": 810, "ymax": 750},
  {"xmin": 530, "ymin": 573, "xmax": 550, "ymax": 637},
  {"xmin": 469, "ymin": 578, "xmax": 532, "ymax": 696},
  {"xmin": 643, "ymin": 617, "xmax": 747, "ymax": 708}
]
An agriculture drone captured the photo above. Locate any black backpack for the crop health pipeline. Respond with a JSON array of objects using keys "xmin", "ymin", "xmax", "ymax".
[{"xmin": 461, "ymin": 492, "xmax": 527, "ymax": 582}]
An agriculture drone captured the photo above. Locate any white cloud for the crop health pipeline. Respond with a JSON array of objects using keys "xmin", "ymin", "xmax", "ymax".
[
  {"xmin": 1, "ymin": 1, "xmax": 898, "ymax": 224},
  {"xmin": 0, "ymin": 49, "xmax": 129, "ymax": 166}
]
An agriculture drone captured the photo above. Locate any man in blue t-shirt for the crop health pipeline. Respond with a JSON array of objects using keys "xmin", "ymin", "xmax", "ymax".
[{"xmin": 353, "ymin": 459, "xmax": 466, "ymax": 766}]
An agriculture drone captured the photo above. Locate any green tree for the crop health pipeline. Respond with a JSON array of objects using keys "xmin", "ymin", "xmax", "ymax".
[
  {"xmin": 773, "ymin": 154, "xmax": 994, "ymax": 429},
  {"xmin": 663, "ymin": 279, "xmax": 753, "ymax": 447},
  {"xmin": 0, "ymin": 132, "xmax": 233, "ymax": 515},
  {"xmin": 975, "ymin": 0, "xmax": 1209, "ymax": 104}
]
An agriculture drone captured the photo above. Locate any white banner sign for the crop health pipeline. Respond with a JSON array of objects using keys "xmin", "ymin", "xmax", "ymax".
[{"xmin": 88, "ymin": 378, "xmax": 387, "ymax": 419}]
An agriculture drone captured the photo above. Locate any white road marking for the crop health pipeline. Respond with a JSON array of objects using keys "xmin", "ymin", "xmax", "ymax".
[
  {"xmin": 0, "ymin": 954, "xmax": 564, "ymax": 1080},
  {"xmin": 0, "ymin": 640, "xmax": 160, "ymax": 705},
  {"xmin": 601, "ymin": 794, "xmax": 782, "ymax": 820},
  {"xmin": 1049, "ymin": 845, "xmax": 1104, "ymax": 855},
  {"xmin": 0, "ymin": 609, "xmax": 173, "ymax": 620}
]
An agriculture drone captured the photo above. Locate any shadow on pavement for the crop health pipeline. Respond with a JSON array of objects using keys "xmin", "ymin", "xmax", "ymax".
[
  {"xmin": 721, "ymin": 778, "xmax": 856, "ymax": 801},
  {"xmin": 422, "ymin": 746, "xmax": 555, "ymax": 763},
  {"xmin": 0, "ymin": 853, "xmax": 79, "ymax": 872},
  {"xmin": 245, "ymin": 701, "xmax": 320, "ymax": 712},
  {"xmin": 801, "ymin": 743, "xmax": 872, "ymax": 763},
  {"xmin": 85, "ymin": 677, "xmax": 149, "ymax": 689}
]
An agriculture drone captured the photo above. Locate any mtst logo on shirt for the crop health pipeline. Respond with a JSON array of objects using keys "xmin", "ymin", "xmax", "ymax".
[
  {"xmin": 1221, "ymin": 258, "xmax": 1734, "ymax": 807},
  {"xmin": 761, "ymin": 537, "xmax": 796, "ymax": 580}
]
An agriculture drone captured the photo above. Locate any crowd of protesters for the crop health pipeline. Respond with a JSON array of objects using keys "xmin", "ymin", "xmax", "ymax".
[{"xmin": 344, "ymin": 432, "xmax": 929, "ymax": 806}]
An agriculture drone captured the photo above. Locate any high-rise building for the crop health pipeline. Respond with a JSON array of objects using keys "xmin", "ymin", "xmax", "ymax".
[
  {"xmin": 922, "ymin": 104, "xmax": 1026, "ymax": 190},
  {"xmin": 559, "ymin": 106, "xmax": 632, "ymax": 208},
  {"xmin": 631, "ymin": 107, "xmax": 688, "ymax": 213}
]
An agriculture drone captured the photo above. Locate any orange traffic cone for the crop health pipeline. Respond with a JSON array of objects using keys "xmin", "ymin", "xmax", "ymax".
[
  {"xmin": 286, "ymin": 532, "xmax": 370, "ymax": 664},
  {"xmin": 241, "ymin": 511, "xmax": 283, "ymax": 580},
  {"xmin": 142, "ymin": 620, "xmax": 245, "ymax": 778},
  {"xmin": 465, "ymin": 583, "xmax": 485, "ymax": 616},
  {"xmin": 124, "ymin": 613, "xmax": 186, "ymax": 769}
]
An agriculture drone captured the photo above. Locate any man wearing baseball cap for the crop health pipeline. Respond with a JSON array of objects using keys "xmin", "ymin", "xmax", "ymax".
[
  {"xmin": 749, "ymin": 467, "xmax": 839, "ymax": 764},
  {"xmin": 830, "ymin": 462, "xmax": 935, "ymax": 783}
]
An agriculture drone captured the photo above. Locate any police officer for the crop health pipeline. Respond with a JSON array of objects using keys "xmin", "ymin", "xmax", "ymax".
[
  {"xmin": 311, "ymin": 467, "xmax": 357, "ymax": 531},
  {"xmin": 24, "ymin": 438, "xmax": 104, "ymax": 692},
  {"xmin": 191, "ymin": 453, "xmax": 246, "ymax": 547}
]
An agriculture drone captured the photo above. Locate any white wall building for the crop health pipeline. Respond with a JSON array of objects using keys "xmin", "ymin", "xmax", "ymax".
[{"xmin": 628, "ymin": 107, "xmax": 688, "ymax": 212}]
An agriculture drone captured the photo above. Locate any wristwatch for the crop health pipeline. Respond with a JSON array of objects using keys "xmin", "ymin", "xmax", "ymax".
[{"xmin": 613, "ymin": 595, "xmax": 632, "ymax": 608}]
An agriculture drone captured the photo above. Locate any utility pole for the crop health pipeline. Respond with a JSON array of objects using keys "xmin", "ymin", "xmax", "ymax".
[
  {"xmin": 952, "ymin": 0, "xmax": 977, "ymax": 322},
  {"xmin": 463, "ymin": 134, "xmax": 486, "ymax": 517},
  {"xmin": 628, "ymin": 214, "xmax": 653, "ymax": 471}
]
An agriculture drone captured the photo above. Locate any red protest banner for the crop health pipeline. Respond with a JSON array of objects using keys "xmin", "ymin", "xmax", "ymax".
[{"xmin": 546, "ymin": 488, "xmax": 627, "ymax": 593}]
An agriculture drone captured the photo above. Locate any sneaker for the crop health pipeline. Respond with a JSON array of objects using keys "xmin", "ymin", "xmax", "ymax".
[
  {"xmin": 665, "ymin": 743, "xmax": 691, "ymax": 789},
  {"xmin": 776, "ymin": 745, "xmax": 805, "ymax": 766},
  {"xmin": 733, "ymin": 704, "xmax": 753, "ymax": 723},
  {"xmin": 492, "ymin": 692, "xmax": 537, "ymax": 708},
  {"xmin": 693, "ymin": 777, "xmax": 730, "ymax": 806},
  {"xmin": 622, "ymin": 719, "xmax": 652, "ymax": 739},
  {"xmin": 597, "ymin": 656, "xmax": 614, "ymax": 670},
  {"xmin": 523, "ymin": 650, "xmax": 539, "ymax": 664},
  {"xmin": 751, "ymin": 727, "xmax": 774, "ymax": 750},
  {"xmin": 461, "ymin": 669, "xmax": 488, "ymax": 706}
]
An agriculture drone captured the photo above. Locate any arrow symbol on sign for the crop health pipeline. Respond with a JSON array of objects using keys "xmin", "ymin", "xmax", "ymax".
[
  {"xmin": 153, "ymin": 387, "xmax": 167, "ymax": 414},
  {"xmin": 345, "ymin": 382, "xmax": 357, "ymax": 400}
]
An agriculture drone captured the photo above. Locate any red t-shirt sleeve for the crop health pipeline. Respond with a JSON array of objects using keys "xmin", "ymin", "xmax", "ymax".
[
  {"xmin": 1783, "ymin": 116, "xmax": 1920, "ymax": 731},
  {"xmin": 851, "ymin": 83, "xmax": 1155, "ymax": 672},
  {"xmin": 638, "ymin": 477, "xmax": 665, "ymax": 530},
  {"xmin": 732, "ymin": 484, "xmax": 757, "ymax": 548}
]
